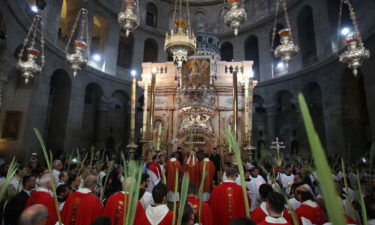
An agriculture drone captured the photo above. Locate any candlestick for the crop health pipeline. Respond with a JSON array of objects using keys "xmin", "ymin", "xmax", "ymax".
[
  {"xmin": 156, "ymin": 123, "xmax": 162, "ymax": 152},
  {"xmin": 244, "ymin": 73, "xmax": 249, "ymax": 143},
  {"xmin": 142, "ymin": 79, "xmax": 149, "ymax": 140},
  {"xmin": 232, "ymin": 70, "xmax": 238, "ymax": 140},
  {"xmin": 127, "ymin": 70, "xmax": 138, "ymax": 160},
  {"xmin": 148, "ymin": 69, "xmax": 156, "ymax": 141}
]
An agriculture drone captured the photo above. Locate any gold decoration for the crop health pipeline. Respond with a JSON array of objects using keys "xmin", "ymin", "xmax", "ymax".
[{"xmin": 164, "ymin": 0, "xmax": 196, "ymax": 70}]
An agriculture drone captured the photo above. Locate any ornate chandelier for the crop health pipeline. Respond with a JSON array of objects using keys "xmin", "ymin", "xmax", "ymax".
[
  {"xmin": 223, "ymin": 0, "xmax": 247, "ymax": 36},
  {"xmin": 65, "ymin": 8, "xmax": 90, "ymax": 77},
  {"xmin": 17, "ymin": 13, "xmax": 45, "ymax": 84},
  {"xmin": 271, "ymin": 0, "xmax": 299, "ymax": 68},
  {"xmin": 164, "ymin": 0, "xmax": 196, "ymax": 69},
  {"xmin": 337, "ymin": 0, "xmax": 370, "ymax": 76},
  {"xmin": 118, "ymin": 0, "xmax": 140, "ymax": 37}
]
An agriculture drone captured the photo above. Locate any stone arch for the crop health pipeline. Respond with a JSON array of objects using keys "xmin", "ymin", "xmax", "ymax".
[
  {"xmin": 58, "ymin": 0, "xmax": 83, "ymax": 40},
  {"xmin": 274, "ymin": 90, "xmax": 294, "ymax": 111},
  {"xmin": 109, "ymin": 90, "xmax": 131, "ymax": 148},
  {"xmin": 244, "ymin": 35, "xmax": 259, "ymax": 80},
  {"xmin": 46, "ymin": 69, "xmax": 72, "ymax": 152},
  {"xmin": 341, "ymin": 69, "xmax": 370, "ymax": 158},
  {"xmin": 297, "ymin": 5, "xmax": 318, "ymax": 65},
  {"xmin": 91, "ymin": 13, "xmax": 109, "ymax": 57},
  {"xmin": 80, "ymin": 82, "xmax": 104, "ymax": 149},
  {"xmin": 220, "ymin": 41, "xmax": 233, "ymax": 62},
  {"xmin": 146, "ymin": 2, "xmax": 158, "ymax": 28},
  {"xmin": 143, "ymin": 38, "xmax": 158, "ymax": 62},
  {"xmin": 117, "ymin": 32, "xmax": 134, "ymax": 69}
]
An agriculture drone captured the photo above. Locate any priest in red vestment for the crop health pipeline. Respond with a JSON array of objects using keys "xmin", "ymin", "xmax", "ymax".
[
  {"xmin": 61, "ymin": 175, "xmax": 103, "ymax": 225},
  {"xmin": 257, "ymin": 192, "xmax": 291, "ymax": 225},
  {"xmin": 165, "ymin": 152, "xmax": 182, "ymax": 202},
  {"xmin": 187, "ymin": 183, "xmax": 213, "ymax": 225},
  {"xmin": 185, "ymin": 151, "xmax": 200, "ymax": 185},
  {"xmin": 24, "ymin": 174, "xmax": 58, "ymax": 225},
  {"xmin": 198, "ymin": 155, "xmax": 215, "ymax": 201},
  {"xmin": 134, "ymin": 183, "xmax": 174, "ymax": 225},
  {"xmin": 147, "ymin": 154, "xmax": 162, "ymax": 192},
  {"xmin": 209, "ymin": 167, "xmax": 251, "ymax": 225},
  {"xmin": 294, "ymin": 186, "xmax": 325, "ymax": 225},
  {"xmin": 102, "ymin": 177, "xmax": 144, "ymax": 225},
  {"xmin": 251, "ymin": 184, "xmax": 293, "ymax": 224}
]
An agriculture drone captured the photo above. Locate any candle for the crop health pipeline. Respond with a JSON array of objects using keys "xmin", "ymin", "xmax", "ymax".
[
  {"xmin": 156, "ymin": 123, "xmax": 162, "ymax": 152},
  {"xmin": 244, "ymin": 73, "xmax": 249, "ymax": 142},
  {"xmin": 130, "ymin": 71, "xmax": 137, "ymax": 144}
]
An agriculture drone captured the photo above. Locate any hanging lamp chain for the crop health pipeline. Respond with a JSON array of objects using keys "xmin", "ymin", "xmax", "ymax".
[
  {"xmin": 335, "ymin": 0, "xmax": 343, "ymax": 55},
  {"xmin": 270, "ymin": 0, "xmax": 280, "ymax": 53},
  {"xmin": 282, "ymin": 0, "xmax": 293, "ymax": 42}
]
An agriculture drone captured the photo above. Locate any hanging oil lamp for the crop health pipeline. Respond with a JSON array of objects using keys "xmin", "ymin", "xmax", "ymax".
[
  {"xmin": 337, "ymin": 0, "xmax": 370, "ymax": 76},
  {"xmin": 223, "ymin": 0, "xmax": 247, "ymax": 36},
  {"xmin": 274, "ymin": 28, "xmax": 299, "ymax": 68},
  {"xmin": 271, "ymin": 0, "xmax": 299, "ymax": 68},
  {"xmin": 17, "ymin": 13, "xmax": 45, "ymax": 84},
  {"xmin": 118, "ymin": 0, "xmax": 140, "ymax": 37},
  {"xmin": 164, "ymin": 0, "xmax": 196, "ymax": 70},
  {"xmin": 65, "ymin": 8, "xmax": 90, "ymax": 77}
]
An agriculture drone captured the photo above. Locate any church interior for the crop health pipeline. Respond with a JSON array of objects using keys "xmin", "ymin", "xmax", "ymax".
[{"xmin": 0, "ymin": 0, "xmax": 374, "ymax": 163}]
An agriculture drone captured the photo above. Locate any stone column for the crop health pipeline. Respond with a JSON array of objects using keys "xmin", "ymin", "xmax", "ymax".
[
  {"xmin": 44, "ymin": 0, "xmax": 63, "ymax": 43},
  {"xmin": 257, "ymin": 29, "xmax": 273, "ymax": 81},
  {"xmin": 104, "ymin": 23, "xmax": 121, "ymax": 75}
]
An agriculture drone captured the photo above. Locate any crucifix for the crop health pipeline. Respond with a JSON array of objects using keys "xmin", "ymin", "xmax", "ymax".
[{"xmin": 271, "ymin": 137, "xmax": 286, "ymax": 155}]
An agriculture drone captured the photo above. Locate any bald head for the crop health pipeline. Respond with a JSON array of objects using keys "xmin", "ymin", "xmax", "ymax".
[
  {"xmin": 83, "ymin": 175, "xmax": 98, "ymax": 191},
  {"xmin": 19, "ymin": 204, "xmax": 48, "ymax": 225}
]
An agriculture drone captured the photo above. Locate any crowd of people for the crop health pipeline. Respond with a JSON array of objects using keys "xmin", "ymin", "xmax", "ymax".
[{"xmin": 0, "ymin": 146, "xmax": 374, "ymax": 225}]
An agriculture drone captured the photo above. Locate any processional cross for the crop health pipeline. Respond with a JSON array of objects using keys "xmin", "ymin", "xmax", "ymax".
[{"xmin": 271, "ymin": 137, "xmax": 286, "ymax": 155}]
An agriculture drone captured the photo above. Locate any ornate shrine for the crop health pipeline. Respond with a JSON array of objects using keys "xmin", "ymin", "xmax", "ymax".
[{"xmin": 139, "ymin": 32, "xmax": 257, "ymax": 158}]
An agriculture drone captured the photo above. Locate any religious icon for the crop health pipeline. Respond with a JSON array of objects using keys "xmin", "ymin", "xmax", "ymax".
[{"xmin": 2, "ymin": 111, "xmax": 22, "ymax": 139}]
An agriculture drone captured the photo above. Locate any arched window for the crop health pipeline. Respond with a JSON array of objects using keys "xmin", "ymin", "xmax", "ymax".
[
  {"xmin": 326, "ymin": 0, "xmax": 351, "ymax": 30},
  {"xmin": 58, "ymin": 0, "xmax": 82, "ymax": 41},
  {"xmin": 143, "ymin": 38, "xmax": 158, "ymax": 62},
  {"xmin": 91, "ymin": 13, "xmax": 108, "ymax": 66},
  {"xmin": 244, "ymin": 35, "xmax": 259, "ymax": 80},
  {"xmin": 220, "ymin": 41, "xmax": 233, "ymax": 62},
  {"xmin": 146, "ymin": 3, "xmax": 158, "ymax": 28},
  {"xmin": 298, "ymin": 6, "xmax": 317, "ymax": 65},
  {"xmin": 193, "ymin": 11, "xmax": 205, "ymax": 31},
  {"xmin": 117, "ymin": 32, "xmax": 134, "ymax": 69}
]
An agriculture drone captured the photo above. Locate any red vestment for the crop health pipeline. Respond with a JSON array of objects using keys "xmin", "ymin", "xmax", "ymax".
[
  {"xmin": 187, "ymin": 196, "xmax": 214, "ymax": 225},
  {"xmin": 251, "ymin": 202, "xmax": 293, "ymax": 224},
  {"xmin": 149, "ymin": 162, "xmax": 162, "ymax": 179},
  {"xmin": 165, "ymin": 159, "xmax": 182, "ymax": 192},
  {"xmin": 133, "ymin": 205, "xmax": 174, "ymax": 225},
  {"xmin": 257, "ymin": 216, "xmax": 291, "ymax": 225},
  {"xmin": 185, "ymin": 156, "xmax": 200, "ymax": 185},
  {"xmin": 198, "ymin": 159, "xmax": 216, "ymax": 193},
  {"xmin": 25, "ymin": 190, "xmax": 58, "ymax": 225},
  {"xmin": 61, "ymin": 189, "xmax": 103, "ymax": 225},
  {"xmin": 102, "ymin": 192, "xmax": 144, "ymax": 225},
  {"xmin": 295, "ymin": 200, "xmax": 325, "ymax": 225},
  {"xmin": 209, "ymin": 181, "xmax": 251, "ymax": 225}
]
